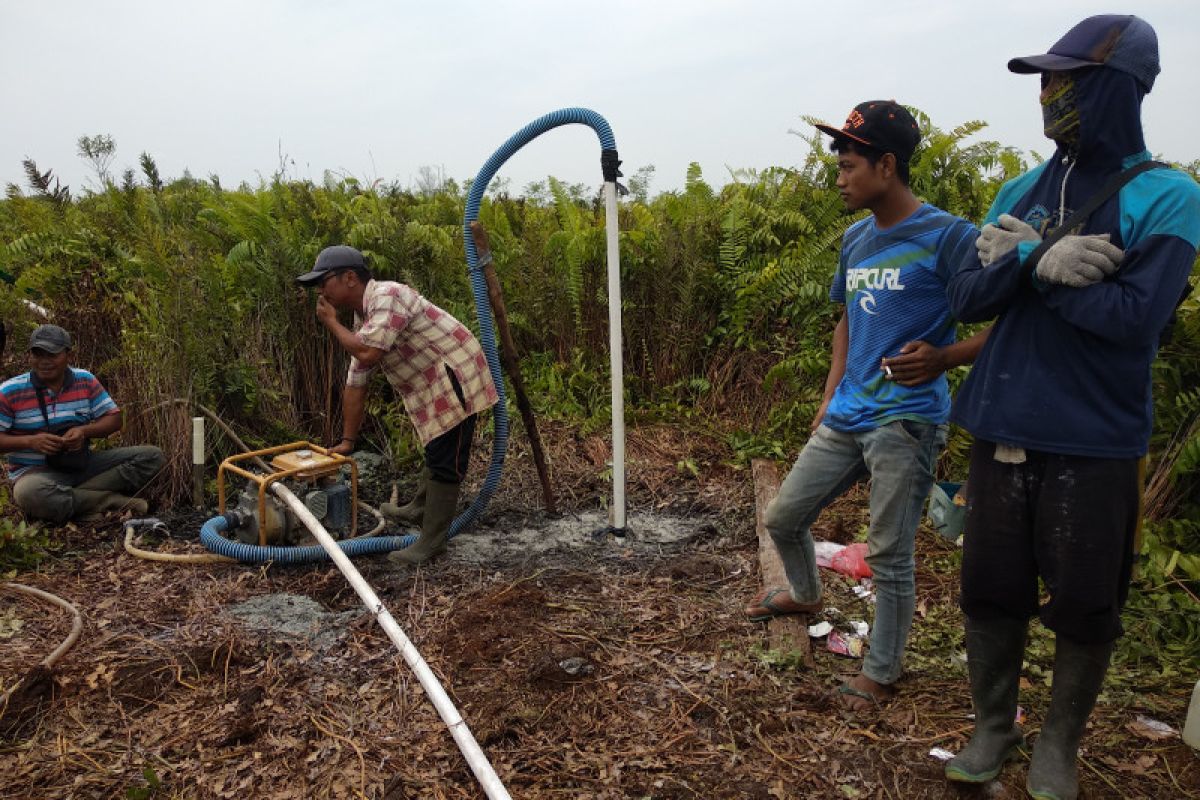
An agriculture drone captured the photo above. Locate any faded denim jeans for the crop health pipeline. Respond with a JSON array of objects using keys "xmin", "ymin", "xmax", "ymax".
[{"xmin": 765, "ymin": 420, "xmax": 947, "ymax": 685}]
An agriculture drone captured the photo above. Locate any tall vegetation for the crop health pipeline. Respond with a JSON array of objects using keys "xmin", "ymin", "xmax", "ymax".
[{"xmin": 1, "ymin": 113, "xmax": 1197, "ymax": 604}]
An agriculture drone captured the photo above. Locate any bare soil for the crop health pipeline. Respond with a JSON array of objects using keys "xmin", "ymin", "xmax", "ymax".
[{"xmin": 1, "ymin": 421, "xmax": 1197, "ymax": 799}]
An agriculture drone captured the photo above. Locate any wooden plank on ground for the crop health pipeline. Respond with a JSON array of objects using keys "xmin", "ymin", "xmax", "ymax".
[{"xmin": 751, "ymin": 458, "xmax": 814, "ymax": 665}]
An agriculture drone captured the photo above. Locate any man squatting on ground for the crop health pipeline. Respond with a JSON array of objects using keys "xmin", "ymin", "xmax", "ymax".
[
  {"xmin": 0, "ymin": 324, "xmax": 164, "ymax": 523},
  {"xmin": 744, "ymin": 101, "xmax": 990, "ymax": 711},
  {"xmin": 297, "ymin": 245, "xmax": 498, "ymax": 565},
  {"xmin": 943, "ymin": 15, "xmax": 1200, "ymax": 800}
]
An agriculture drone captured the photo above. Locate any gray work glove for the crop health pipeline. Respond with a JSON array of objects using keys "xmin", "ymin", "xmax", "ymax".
[
  {"xmin": 976, "ymin": 213, "xmax": 1041, "ymax": 266},
  {"xmin": 1034, "ymin": 233, "xmax": 1124, "ymax": 288}
]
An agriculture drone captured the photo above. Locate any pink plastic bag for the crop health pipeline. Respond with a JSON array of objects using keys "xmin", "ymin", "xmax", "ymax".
[
  {"xmin": 828, "ymin": 542, "xmax": 872, "ymax": 580},
  {"xmin": 827, "ymin": 629, "xmax": 865, "ymax": 658}
]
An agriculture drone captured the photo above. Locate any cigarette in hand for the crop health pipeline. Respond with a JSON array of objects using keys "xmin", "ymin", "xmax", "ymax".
[{"xmin": 884, "ymin": 364, "xmax": 894, "ymax": 379}]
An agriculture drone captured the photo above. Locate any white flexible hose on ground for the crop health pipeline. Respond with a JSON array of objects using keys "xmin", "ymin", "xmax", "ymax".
[
  {"xmin": 269, "ymin": 482, "xmax": 513, "ymax": 800},
  {"xmin": 124, "ymin": 523, "xmax": 237, "ymax": 564},
  {"xmin": 0, "ymin": 582, "xmax": 84, "ymax": 704}
]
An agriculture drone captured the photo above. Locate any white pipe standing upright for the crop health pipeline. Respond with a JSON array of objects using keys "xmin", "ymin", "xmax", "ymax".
[
  {"xmin": 603, "ymin": 180, "xmax": 626, "ymax": 531},
  {"xmin": 269, "ymin": 483, "xmax": 513, "ymax": 800},
  {"xmin": 192, "ymin": 417, "xmax": 205, "ymax": 508}
]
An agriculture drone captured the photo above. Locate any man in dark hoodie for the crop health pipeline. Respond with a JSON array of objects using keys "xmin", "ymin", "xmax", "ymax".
[{"xmin": 943, "ymin": 15, "xmax": 1200, "ymax": 800}]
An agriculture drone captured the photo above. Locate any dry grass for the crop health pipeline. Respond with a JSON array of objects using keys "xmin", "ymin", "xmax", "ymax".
[{"xmin": 1, "ymin": 422, "xmax": 1197, "ymax": 799}]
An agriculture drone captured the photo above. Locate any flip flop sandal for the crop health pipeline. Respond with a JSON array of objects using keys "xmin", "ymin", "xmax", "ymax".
[
  {"xmin": 836, "ymin": 682, "xmax": 889, "ymax": 710},
  {"xmin": 745, "ymin": 587, "xmax": 817, "ymax": 622}
]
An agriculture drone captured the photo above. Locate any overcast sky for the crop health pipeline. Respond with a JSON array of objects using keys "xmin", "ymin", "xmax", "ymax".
[{"xmin": 3, "ymin": 1, "xmax": 1198, "ymax": 198}]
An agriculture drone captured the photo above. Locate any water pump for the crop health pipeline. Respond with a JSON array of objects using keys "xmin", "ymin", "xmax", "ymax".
[{"xmin": 217, "ymin": 442, "xmax": 360, "ymax": 546}]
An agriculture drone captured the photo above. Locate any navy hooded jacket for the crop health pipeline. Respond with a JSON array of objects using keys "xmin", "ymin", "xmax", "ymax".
[{"xmin": 947, "ymin": 67, "xmax": 1200, "ymax": 458}]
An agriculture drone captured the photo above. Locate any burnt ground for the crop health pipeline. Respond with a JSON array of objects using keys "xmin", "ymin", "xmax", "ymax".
[{"xmin": 1, "ymin": 420, "xmax": 1198, "ymax": 799}]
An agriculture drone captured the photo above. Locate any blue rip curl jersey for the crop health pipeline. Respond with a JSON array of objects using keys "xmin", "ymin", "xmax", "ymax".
[{"xmin": 824, "ymin": 203, "xmax": 977, "ymax": 432}]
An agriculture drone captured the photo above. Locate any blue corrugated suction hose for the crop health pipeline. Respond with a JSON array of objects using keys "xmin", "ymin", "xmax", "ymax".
[
  {"xmin": 200, "ymin": 108, "xmax": 618, "ymax": 564},
  {"xmin": 199, "ymin": 514, "xmax": 417, "ymax": 564},
  {"xmin": 455, "ymin": 107, "xmax": 617, "ymax": 536}
]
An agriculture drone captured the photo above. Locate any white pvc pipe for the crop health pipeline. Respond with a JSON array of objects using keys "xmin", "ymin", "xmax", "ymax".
[
  {"xmin": 269, "ymin": 483, "xmax": 513, "ymax": 800},
  {"xmin": 192, "ymin": 417, "xmax": 205, "ymax": 465},
  {"xmin": 192, "ymin": 416, "xmax": 205, "ymax": 509},
  {"xmin": 603, "ymin": 180, "xmax": 626, "ymax": 531}
]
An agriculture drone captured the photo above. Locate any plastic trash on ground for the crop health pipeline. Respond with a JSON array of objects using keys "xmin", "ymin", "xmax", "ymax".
[
  {"xmin": 1128, "ymin": 715, "xmax": 1177, "ymax": 740},
  {"xmin": 1185, "ymin": 679, "xmax": 1200, "ymax": 749},
  {"xmin": 827, "ymin": 629, "xmax": 864, "ymax": 658},
  {"xmin": 813, "ymin": 540, "xmax": 844, "ymax": 569},
  {"xmin": 928, "ymin": 481, "xmax": 967, "ymax": 542},
  {"xmin": 807, "ymin": 621, "xmax": 834, "ymax": 638},
  {"xmin": 829, "ymin": 542, "xmax": 872, "ymax": 580},
  {"xmin": 851, "ymin": 582, "xmax": 874, "ymax": 602}
]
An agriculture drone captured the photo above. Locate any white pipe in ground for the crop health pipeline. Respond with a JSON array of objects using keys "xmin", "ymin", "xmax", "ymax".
[
  {"xmin": 269, "ymin": 483, "xmax": 513, "ymax": 800},
  {"xmin": 603, "ymin": 180, "xmax": 626, "ymax": 531},
  {"xmin": 192, "ymin": 416, "xmax": 205, "ymax": 509}
]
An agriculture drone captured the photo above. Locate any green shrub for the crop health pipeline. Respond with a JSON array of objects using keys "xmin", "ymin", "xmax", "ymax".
[{"xmin": 0, "ymin": 516, "xmax": 49, "ymax": 573}]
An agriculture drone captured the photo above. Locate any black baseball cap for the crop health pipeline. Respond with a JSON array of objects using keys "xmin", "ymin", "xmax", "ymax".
[
  {"xmin": 295, "ymin": 245, "xmax": 365, "ymax": 286},
  {"xmin": 815, "ymin": 100, "xmax": 921, "ymax": 162},
  {"xmin": 1008, "ymin": 14, "xmax": 1159, "ymax": 92},
  {"xmin": 29, "ymin": 324, "xmax": 73, "ymax": 353}
]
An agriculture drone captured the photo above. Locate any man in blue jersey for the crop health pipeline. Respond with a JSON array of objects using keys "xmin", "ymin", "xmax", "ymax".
[
  {"xmin": 744, "ymin": 101, "xmax": 989, "ymax": 711},
  {"xmin": 943, "ymin": 16, "xmax": 1200, "ymax": 800},
  {"xmin": 0, "ymin": 325, "xmax": 164, "ymax": 523}
]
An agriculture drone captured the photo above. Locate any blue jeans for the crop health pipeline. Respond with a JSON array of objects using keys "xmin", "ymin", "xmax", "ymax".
[{"xmin": 766, "ymin": 420, "xmax": 946, "ymax": 685}]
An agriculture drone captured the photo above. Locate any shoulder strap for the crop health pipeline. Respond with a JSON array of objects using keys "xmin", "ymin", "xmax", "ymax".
[
  {"xmin": 1025, "ymin": 159, "xmax": 1167, "ymax": 270},
  {"xmin": 34, "ymin": 385, "xmax": 51, "ymax": 428}
]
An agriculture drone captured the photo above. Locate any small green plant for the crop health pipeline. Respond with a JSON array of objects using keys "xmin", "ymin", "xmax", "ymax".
[
  {"xmin": 0, "ymin": 516, "xmax": 49, "ymax": 573},
  {"xmin": 125, "ymin": 765, "xmax": 162, "ymax": 799},
  {"xmin": 726, "ymin": 429, "xmax": 789, "ymax": 465},
  {"xmin": 749, "ymin": 643, "xmax": 810, "ymax": 671}
]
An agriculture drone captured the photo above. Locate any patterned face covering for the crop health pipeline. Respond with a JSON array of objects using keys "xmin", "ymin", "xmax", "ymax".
[{"xmin": 1042, "ymin": 73, "xmax": 1081, "ymax": 148}]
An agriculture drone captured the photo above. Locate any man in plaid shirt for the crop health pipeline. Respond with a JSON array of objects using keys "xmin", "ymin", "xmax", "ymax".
[{"xmin": 298, "ymin": 246, "xmax": 498, "ymax": 564}]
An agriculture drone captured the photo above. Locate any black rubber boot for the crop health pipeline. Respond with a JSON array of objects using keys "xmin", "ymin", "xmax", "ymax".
[
  {"xmin": 945, "ymin": 615, "xmax": 1028, "ymax": 784},
  {"xmin": 380, "ymin": 469, "xmax": 429, "ymax": 527},
  {"xmin": 1026, "ymin": 636, "xmax": 1114, "ymax": 800},
  {"xmin": 388, "ymin": 480, "xmax": 458, "ymax": 565}
]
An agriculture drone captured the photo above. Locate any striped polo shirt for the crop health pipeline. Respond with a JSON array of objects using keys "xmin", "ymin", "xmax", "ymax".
[{"xmin": 0, "ymin": 368, "xmax": 119, "ymax": 479}]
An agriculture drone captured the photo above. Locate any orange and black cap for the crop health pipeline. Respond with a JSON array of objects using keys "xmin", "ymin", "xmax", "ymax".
[{"xmin": 815, "ymin": 100, "xmax": 920, "ymax": 162}]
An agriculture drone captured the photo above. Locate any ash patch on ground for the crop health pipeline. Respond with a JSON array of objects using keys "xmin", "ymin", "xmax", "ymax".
[
  {"xmin": 223, "ymin": 593, "xmax": 358, "ymax": 651},
  {"xmin": 449, "ymin": 509, "xmax": 722, "ymax": 567}
]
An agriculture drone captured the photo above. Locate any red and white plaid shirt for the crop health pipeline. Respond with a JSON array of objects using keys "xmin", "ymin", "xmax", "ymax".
[{"xmin": 348, "ymin": 280, "xmax": 498, "ymax": 446}]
